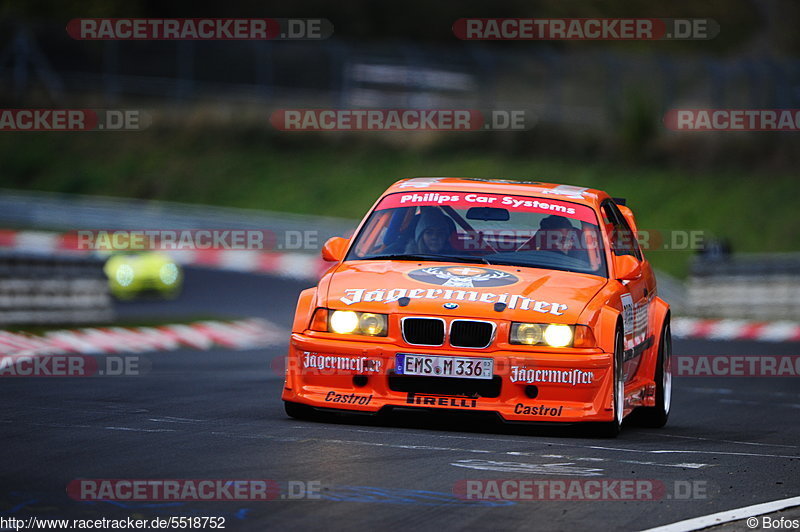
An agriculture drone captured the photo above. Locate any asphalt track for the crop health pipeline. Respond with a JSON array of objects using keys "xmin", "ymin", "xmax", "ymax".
[{"xmin": 2, "ymin": 267, "xmax": 799, "ymax": 531}]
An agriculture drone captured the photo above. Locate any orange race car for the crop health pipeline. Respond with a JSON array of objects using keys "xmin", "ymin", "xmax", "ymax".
[{"xmin": 282, "ymin": 178, "xmax": 671, "ymax": 437}]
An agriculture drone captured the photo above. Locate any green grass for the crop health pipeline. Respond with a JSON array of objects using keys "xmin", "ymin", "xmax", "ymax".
[{"xmin": 1, "ymin": 131, "xmax": 797, "ymax": 277}]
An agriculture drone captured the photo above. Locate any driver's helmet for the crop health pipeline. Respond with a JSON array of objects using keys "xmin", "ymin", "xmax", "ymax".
[{"xmin": 407, "ymin": 208, "xmax": 458, "ymax": 254}]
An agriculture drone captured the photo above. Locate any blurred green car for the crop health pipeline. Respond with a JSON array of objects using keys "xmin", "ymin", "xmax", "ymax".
[{"xmin": 103, "ymin": 251, "xmax": 183, "ymax": 299}]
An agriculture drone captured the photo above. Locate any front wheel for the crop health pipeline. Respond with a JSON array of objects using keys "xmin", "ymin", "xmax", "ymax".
[{"xmin": 594, "ymin": 327, "xmax": 625, "ymax": 438}]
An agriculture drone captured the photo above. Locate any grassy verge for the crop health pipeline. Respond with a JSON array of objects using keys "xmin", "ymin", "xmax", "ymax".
[{"xmin": 1, "ymin": 130, "xmax": 796, "ymax": 277}]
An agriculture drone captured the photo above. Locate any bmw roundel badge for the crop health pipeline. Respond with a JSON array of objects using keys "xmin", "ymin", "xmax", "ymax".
[{"xmin": 443, "ymin": 302, "xmax": 459, "ymax": 310}]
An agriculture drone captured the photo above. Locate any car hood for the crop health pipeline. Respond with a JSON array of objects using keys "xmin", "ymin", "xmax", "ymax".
[{"xmin": 324, "ymin": 260, "xmax": 607, "ymax": 323}]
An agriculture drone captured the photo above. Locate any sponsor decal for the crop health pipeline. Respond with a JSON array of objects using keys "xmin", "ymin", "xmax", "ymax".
[
  {"xmin": 376, "ymin": 192, "xmax": 596, "ymax": 224},
  {"xmin": 406, "ymin": 392, "xmax": 478, "ymax": 409},
  {"xmin": 408, "ymin": 266, "xmax": 518, "ymax": 288},
  {"xmin": 621, "ymin": 293, "xmax": 634, "ymax": 336},
  {"xmin": 339, "ymin": 288, "xmax": 567, "ymax": 315},
  {"xmin": 510, "ymin": 366, "xmax": 594, "ymax": 386},
  {"xmin": 620, "ymin": 293, "xmax": 649, "ymax": 351},
  {"xmin": 325, "ymin": 391, "xmax": 373, "ymax": 405},
  {"xmin": 303, "ymin": 352, "xmax": 382, "ymax": 373},
  {"xmin": 514, "ymin": 403, "xmax": 564, "ymax": 416}
]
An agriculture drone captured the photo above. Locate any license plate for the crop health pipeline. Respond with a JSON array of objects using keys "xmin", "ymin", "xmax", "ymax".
[{"xmin": 395, "ymin": 354, "xmax": 493, "ymax": 380}]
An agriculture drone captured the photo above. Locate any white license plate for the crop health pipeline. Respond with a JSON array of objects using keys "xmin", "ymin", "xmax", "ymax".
[{"xmin": 395, "ymin": 354, "xmax": 493, "ymax": 380}]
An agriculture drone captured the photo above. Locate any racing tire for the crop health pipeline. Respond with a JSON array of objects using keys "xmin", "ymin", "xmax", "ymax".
[
  {"xmin": 594, "ymin": 326, "xmax": 625, "ymax": 438},
  {"xmin": 629, "ymin": 318, "xmax": 672, "ymax": 428},
  {"xmin": 284, "ymin": 400, "xmax": 317, "ymax": 421}
]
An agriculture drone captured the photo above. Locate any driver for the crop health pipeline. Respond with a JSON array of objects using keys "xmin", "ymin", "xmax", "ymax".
[
  {"xmin": 535, "ymin": 215, "xmax": 581, "ymax": 257},
  {"xmin": 406, "ymin": 208, "xmax": 458, "ymax": 254}
]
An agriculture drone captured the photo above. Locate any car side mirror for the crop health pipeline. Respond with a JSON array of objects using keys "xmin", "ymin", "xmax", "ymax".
[
  {"xmin": 614, "ymin": 254, "xmax": 642, "ymax": 281},
  {"xmin": 321, "ymin": 237, "xmax": 349, "ymax": 262}
]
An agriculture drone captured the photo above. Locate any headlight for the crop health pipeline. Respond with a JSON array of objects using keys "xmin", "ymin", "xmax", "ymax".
[
  {"xmin": 510, "ymin": 322, "xmax": 577, "ymax": 348},
  {"xmin": 159, "ymin": 263, "xmax": 179, "ymax": 285},
  {"xmin": 510, "ymin": 323, "xmax": 544, "ymax": 345},
  {"xmin": 358, "ymin": 313, "xmax": 386, "ymax": 336},
  {"xmin": 329, "ymin": 310, "xmax": 387, "ymax": 336},
  {"xmin": 543, "ymin": 324, "xmax": 573, "ymax": 348},
  {"xmin": 115, "ymin": 264, "xmax": 135, "ymax": 287},
  {"xmin": 330, "ymin": 310, "xmax": 359, "ymax": 334}
]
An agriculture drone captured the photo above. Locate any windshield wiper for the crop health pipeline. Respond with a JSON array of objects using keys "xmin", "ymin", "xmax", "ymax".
[{"xmin": 364, "ymin": 253, "xmax": 492, "ymax": 265}]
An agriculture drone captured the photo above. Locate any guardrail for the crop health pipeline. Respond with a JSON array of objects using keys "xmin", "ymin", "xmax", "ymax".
[
  {"xmin": 687, "ymin": 254, "xmax": 800, "ymax": 321},
  {"xmin": 0, "ymin": 189, "xmax": 357, "ymax": 247},
  {"xmin": 0, "ymin": 250, "xmax": 114, "ymax": 326}
]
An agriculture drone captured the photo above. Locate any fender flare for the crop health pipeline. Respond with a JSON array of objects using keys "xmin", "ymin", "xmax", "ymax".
[
  {"xmin": 292, "ymin": 287, "xmax": 318, "ymax": 333},
  {"xmin": 592, "ymin": 304, "xmax": 624, "ymax": 354},
  {"xmin": 638, "ymin": 296, "xmax": 670, "ymax": 381}
]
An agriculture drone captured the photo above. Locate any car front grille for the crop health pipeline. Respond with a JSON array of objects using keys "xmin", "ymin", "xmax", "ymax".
[
  {"xmin": 402, "ymin": 317, "xmax": 445, "ymax": 346},
  {"xmin": 450, "ymin": 320, "xmax": 494, "ymax": 348},
  {"xmin": 401, "ymin": 317, "xmax": 495, "ymax": 349}
]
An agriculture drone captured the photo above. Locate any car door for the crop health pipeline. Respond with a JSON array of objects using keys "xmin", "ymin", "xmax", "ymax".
[{"xmin": 601, "ymin": 200, "xmax": 650, "ymax": 378}]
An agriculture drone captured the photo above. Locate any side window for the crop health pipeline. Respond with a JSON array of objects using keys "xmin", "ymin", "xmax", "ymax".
[{"xmin": 601, "ymin": 202, "xmax": 642, "ymax": 260}]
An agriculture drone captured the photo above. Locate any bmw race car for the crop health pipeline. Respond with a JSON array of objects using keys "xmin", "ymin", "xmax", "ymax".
[
  {"xmin": 103, "ymin": 250, "xmax": 183, "ymax": 299},
  {"xmin": 282, "ymin": 178, "xmax": 671, "ymax": 436}
]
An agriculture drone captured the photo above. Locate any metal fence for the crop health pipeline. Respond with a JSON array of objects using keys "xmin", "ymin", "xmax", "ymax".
[
  {"xmin": 687, "ymin": 254, "xmax": 800, "ymax": 320},
  {"xmin": 0, "ymin": 189, "xmax": 357, "ymax": 243},
  {"xmin": 2, "ymin": 21, "xmax": 799, "ymax": 129},
  {"xmin": 0, "ymin": 249, "xmax": 113, "ymax": 325}
]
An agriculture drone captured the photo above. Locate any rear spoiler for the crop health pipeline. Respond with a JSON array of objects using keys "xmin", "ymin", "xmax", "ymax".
[{"xmin": 612, "ymin": 197, "xmax": 627, "ymax": 206}]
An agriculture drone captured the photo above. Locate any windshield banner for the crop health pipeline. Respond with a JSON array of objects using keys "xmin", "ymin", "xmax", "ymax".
[{"xmin": 377, "ymin": 192, "xmax": 597, "ymax": 224}]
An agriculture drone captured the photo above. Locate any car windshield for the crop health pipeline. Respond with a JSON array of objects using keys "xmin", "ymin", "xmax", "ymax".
[{"xmin": 346, "ymin": 191, "xmax": 608, "ymax": 277}]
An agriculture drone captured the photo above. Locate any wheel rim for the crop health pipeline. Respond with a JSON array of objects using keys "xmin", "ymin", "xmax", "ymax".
[
  {"xmin": 615, "ymin": 365, "xmax": 624, "ymax": 423},
  {"xmin": 662, "ymin": 325, "xmax": 672, "ymax": 414}
]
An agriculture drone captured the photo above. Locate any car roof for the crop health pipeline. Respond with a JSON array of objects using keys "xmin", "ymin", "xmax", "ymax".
[{"xmin": 385, "ymin": 178, "xmax": 610, "ymax": 208}]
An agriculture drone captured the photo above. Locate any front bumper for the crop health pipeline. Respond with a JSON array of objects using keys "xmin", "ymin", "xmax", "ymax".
[{"xmin": 281, "ymin": 332, "xmax": 616, "ymax": 423}]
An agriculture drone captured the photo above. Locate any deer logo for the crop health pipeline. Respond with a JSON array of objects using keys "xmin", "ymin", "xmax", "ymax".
[{"xmin": 409, "ymin": 266, "xmax": 518, "ymax": 287}]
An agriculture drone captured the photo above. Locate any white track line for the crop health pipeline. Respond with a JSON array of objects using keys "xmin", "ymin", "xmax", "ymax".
[{"xmin": 641, "ymin": 495, "xmax": 800, "ymax": 532}]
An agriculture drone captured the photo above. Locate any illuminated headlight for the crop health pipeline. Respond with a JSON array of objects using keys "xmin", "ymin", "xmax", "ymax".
[
  {"xmin": 510, "ymin": 323, "xmax": 575, "ymax": 348},
  {"xmin": 329, "ymin": 310, "xmax": 387, "ymax": 336},
  {"xmin": 543, "ymin": 324, "xmax": 574, "ymax": 348},
  {"xmin": 115, "ymin": 264, "xmax": 135, "ymax": 287},
  {"xmin": 159, "ymin": 263, "xmax": 179, "ymax": 285}
]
